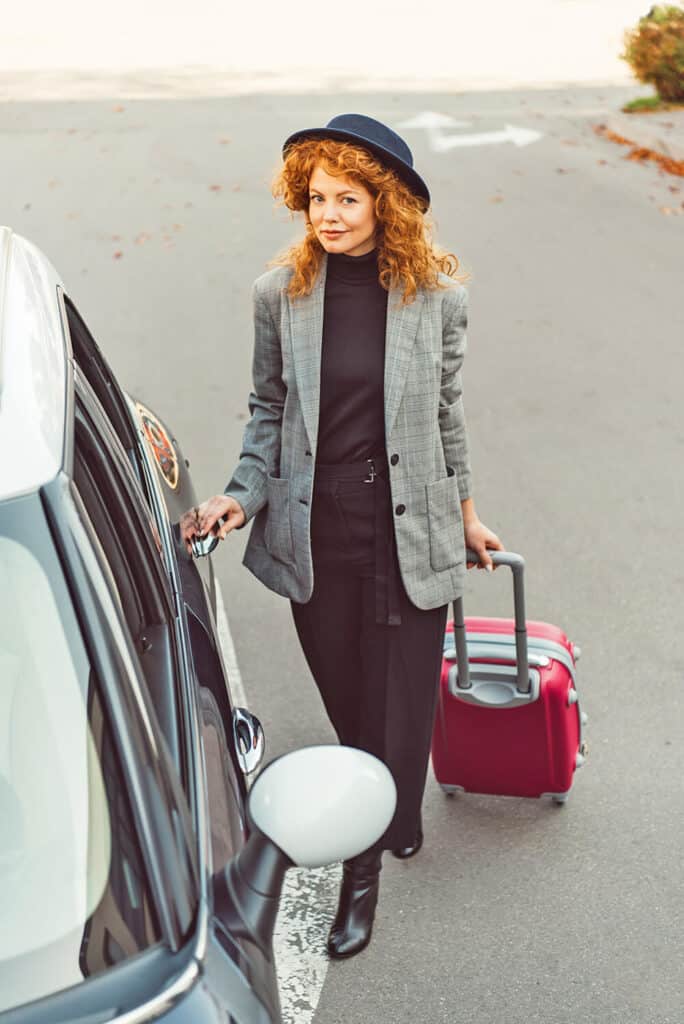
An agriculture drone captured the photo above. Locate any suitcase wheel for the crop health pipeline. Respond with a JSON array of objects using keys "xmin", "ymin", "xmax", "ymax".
[
  {"xmin": 552, "ymin": 793, "xmax": 570, "ymax": 805},
  {"xmin": 440, "ymin": 784, "xmax": 463, "ymax": 797}
]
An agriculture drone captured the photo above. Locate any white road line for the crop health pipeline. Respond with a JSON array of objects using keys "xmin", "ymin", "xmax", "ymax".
[
  {"xmin": 273, "ymin": 864, "xmax": 341, "ymax": 1024},
  {"xmin": 398, "ymin": 110, "xmax": 543, "ymax": 151},
  {"xmin": 213, "ymin": 576, "xmax": 336, "ymax": 1024},
  {"xmin": 214, "ymin": 576, "xmax": 249, "ymax": 710}
]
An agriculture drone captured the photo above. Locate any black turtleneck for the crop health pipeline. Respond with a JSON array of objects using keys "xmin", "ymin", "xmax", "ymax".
[{"xmin": 316, "ymin": 246, "xmax": 389, "ymax": 464}]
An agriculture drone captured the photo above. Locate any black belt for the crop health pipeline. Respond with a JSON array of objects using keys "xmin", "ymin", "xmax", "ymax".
[{"xmin": 313, "ymin": 453, "xmax": 402, "ymax": 627}]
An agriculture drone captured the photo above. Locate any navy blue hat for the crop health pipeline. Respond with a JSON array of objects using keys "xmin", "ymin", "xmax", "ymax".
[{"xmin": 282, "ymin": 113, "xmax": 430, "ymax": 210}]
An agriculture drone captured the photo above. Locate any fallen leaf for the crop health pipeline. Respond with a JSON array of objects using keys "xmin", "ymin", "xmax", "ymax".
[
  {"xmin": 112, "ymin": 105, "xmax": 125, "ymax": 113},
  {"xmin": 113, "ymin": 251, "xmax": 123, "ymax": 259},
  {"xmin": 231, "ymin": 184, "xmax": 241, "ymax": 191},
  {"xmin": 209, "ymin": 184, "xmax": 223, "ymax": 192},
  {"xmin": 597, "ymin": 159, "xmax": 608, "ymax": 165},
  {"xmin": 48, "ymin": 179, "xmax": 59, "ymax": 188},
  {"xmin": 67, "ymin": 128, "xmax": 78, "ymax": 135},
  {"xmin": 111, "ymin": 234, "xmax": 121, "ymax": 241},
  {"xmin": 668, "ymin": 185, "xmax": 680, "ymax": 193},
  {"xmin": 23, "ymin": 203, "xmax": 31, "ymax": 211},
  {"xmin": 134, "ymin": 232, "xmax": 151, "ymax": 245},
  {"xmin": 489, "ymin": 195, "xmax": 504, "ymax": 203},
  {"xmin": 184, "ymin": 201, "xmax": 193, "ymax": 208},
  {"xmin": 172, "ymin": 223, "xmax": 183, "ymax": 231},
  {"xmin": 219, "ymin": 137, "xmax": 231, "ymax": 144},
  {"xmin": 593, "ymin": 124, "xmax": 684, "ymax": 178}
]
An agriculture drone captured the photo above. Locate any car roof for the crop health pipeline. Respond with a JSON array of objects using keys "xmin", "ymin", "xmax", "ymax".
[{"xmin": 0, "ymin": 226, "xmax": 68, "ymax": 502}]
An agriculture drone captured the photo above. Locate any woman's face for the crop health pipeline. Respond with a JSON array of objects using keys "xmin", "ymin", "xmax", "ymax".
[{"xmin": 308, "ymin": 163, "xmax": 377, "ymax": 257}]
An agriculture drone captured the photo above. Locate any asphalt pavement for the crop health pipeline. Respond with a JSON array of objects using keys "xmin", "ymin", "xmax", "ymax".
[{"xmin": 2, "ymin": 84, "xmax": 683, "ymax": 1024}]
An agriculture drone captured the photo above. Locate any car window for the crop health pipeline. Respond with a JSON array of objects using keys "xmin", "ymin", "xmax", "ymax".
[
  {"xmin": 74, "ymin": 439, "xmax": 146, "ymax": 635},
  {"xmin": 73, "ymin": 399, "xmax": 167, "ymax": 634},
  {"xmin": 61, "ymin": 292, "xmax": 150, "ymax": 500},
  {"xmin": 74, "ymin": 364, "xmax": 170, "ymax": 589},
  {"xmin": 72, "ymin": 390, "xmax": 186, "ymax": 778},
  {"xmin": 0, "ymin": 521, "xmax": 161, "ymax": 1015}
]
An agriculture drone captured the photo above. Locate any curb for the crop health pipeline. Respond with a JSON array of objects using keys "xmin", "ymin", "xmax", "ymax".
[{"xmin": 599, "ymin": 111, "xmax": 684, "ymax": 163}]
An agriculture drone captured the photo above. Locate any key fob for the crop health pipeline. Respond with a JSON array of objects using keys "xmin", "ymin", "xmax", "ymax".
[{"xmin": 191, "ymin": 516, "xmax": 226, "ymax": 558}]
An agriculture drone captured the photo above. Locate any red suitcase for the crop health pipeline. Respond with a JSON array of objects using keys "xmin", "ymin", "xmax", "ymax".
[{"xmin": 431, "ymin": 550, "xmax": 588, "ymax": 805}]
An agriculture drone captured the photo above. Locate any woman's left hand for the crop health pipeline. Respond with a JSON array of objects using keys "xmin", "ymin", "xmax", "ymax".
[{"xmin": 463, "ymin": 518, "xmax": 504, "ymax": 571}]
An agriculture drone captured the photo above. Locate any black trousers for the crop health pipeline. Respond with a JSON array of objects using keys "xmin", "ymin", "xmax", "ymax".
[{"xmin": 290, "ymin": 455, "xmax": 448, "ymax": 851}]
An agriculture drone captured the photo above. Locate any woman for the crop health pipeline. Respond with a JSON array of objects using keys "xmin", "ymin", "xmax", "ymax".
[{"xmin": 181, "ymin": 113, "xmax": 503, "ymax": 959}]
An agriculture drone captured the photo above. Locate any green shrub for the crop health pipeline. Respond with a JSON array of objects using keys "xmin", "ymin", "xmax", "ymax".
[{"xmin": 621, "ymin": 5, "xmax": 684, "ymax": 102}]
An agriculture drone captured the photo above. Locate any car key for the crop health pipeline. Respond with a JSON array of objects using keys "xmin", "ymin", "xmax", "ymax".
[{"xmin": 191, "ymin": 515, "xmax": 227, "ymax": 558}]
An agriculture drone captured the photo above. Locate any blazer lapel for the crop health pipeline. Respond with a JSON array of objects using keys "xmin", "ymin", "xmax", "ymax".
[
  {"xmin": 288, "ymin": 250, "xmax": 425, "ymax": 452},
  {"xmin": 384, "ymin": 284, "xmax": 424, "ymax": 440},
  {"xmin": 288, "ymin": 253, "xmax": 328, "ymax": 452}
]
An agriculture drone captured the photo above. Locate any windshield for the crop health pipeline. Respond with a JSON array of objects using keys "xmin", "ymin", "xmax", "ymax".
[{"xmin": 0, "ymin": 494, "xmax": 160, "ymax": 1013}]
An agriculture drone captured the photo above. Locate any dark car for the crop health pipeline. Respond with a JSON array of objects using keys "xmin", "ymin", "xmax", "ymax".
[{"xmin": 0, "ymin": 228, "xmax": 395, "ymax": 1024}]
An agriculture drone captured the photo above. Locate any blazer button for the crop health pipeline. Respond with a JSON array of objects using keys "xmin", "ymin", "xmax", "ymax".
[
  {"xmin": 305, "ymin": 450, "xmax": 312, "ymax": 457},
  {"xmin": 390, "ymin": 453, "xmax": 399, "ymax": 465},
  {"xmin": 395, "ymin": 504, "xmax": 405, "ymax": 515}
]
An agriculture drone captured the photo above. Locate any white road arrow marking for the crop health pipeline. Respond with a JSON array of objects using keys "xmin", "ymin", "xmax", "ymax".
[
  {"xmin": 398, "ymin": 111, "xmax": 472, "ymax": 153},
  {"xmin": 432, "ymin": 123, "xmax": 542, "ymax": 151},
  {"xmin": 398, "ymin": 111, "xmax": 471, "ymax": 130},
  {"xmin": 398, "ymin": 111, "xmax": 542, "ymax": 152}
]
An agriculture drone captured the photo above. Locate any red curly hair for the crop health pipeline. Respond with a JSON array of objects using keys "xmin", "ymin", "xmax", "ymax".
[{"xmin": 269, "ymin": 137, "xmax": 467, "ymax": 305}]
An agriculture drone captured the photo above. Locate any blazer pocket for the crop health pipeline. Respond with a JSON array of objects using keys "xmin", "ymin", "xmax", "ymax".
[
  {"xmin": 425, "ymin": 474, "xmax": 464, "ymax": 572},
  {"xmin": 264, "ymin": 474, "xmax": 295, "ymax": 564}
]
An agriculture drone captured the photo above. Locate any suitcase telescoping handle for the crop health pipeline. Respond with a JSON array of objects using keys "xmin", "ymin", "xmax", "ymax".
[{"xmin": 452, "ymin": 549, "xmax": 530, "ymax": 694}]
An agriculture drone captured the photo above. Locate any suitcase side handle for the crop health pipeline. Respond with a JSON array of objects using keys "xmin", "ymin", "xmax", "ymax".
[{"xmin": 452, "ymin": 550, "xmax": 530, "ymax": 694}]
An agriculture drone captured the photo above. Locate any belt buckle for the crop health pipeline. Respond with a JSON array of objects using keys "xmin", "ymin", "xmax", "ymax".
[{"xmin": 364, "ymin": 458, "xmax": 377, "ymax": 483}]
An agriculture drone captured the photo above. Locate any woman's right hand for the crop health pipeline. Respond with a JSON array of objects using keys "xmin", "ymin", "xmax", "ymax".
[{"xmin": 179, "ymin": 495, "xmax": 246, "ymax": 556}]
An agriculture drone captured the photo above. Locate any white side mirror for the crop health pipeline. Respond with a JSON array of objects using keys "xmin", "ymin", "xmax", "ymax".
[{"xmin": 248, "ymin": 745, "xmax": 397, "ymax": 868}]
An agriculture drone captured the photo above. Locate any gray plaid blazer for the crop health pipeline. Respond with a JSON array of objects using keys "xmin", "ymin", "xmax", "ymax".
[{"xmin": 224, "ymin": 252, "xmax": 472, "ymax": 610}]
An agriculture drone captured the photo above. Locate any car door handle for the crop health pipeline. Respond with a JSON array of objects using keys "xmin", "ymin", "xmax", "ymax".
[{"xmin": 232, "ymin": 706, "xmax": 265, "ymax": 775}]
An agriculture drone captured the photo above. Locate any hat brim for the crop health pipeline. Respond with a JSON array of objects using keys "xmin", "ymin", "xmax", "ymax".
[{"xmin": 282, "ymin": 127, "xmax": 430, "ymax": 210}]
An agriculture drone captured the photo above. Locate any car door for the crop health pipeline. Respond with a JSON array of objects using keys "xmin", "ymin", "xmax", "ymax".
[
  {"xmin": 60, "ymin": 290, "xmax": 250, "ymax": 825},
  {"xmin": 57, "ymin": 294, "xmax": 279, "ymax": 1017}
]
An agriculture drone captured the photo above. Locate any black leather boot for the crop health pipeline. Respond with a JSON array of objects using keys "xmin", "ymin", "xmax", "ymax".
[
  {"xmin": 327, "ymin": 848, "xmax": 383, "ymax": 959},
  {"xmin": 391, "ymin": 813, "xmax": 423, "ymax": 859}
]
